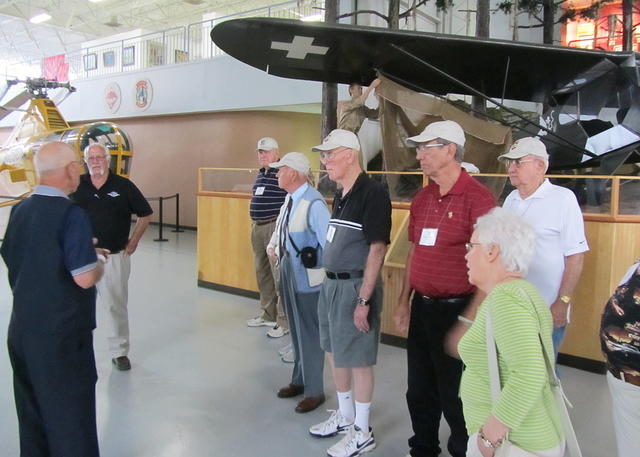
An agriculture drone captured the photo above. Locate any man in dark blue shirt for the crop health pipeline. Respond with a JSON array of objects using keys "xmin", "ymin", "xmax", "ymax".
[{"xmin": 2, "ymin": 142, "xmax": 106, "ymax": 457}]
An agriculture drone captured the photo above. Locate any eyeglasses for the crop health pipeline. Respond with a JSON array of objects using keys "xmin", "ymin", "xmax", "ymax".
[
  {"xmin": 319, "ymin": 148, "xmax": 347, "ymax": 163},
  {"xmin": 465, "ymin": 242, "xmax": 482, "ymax": 252},
  {"xmin": 416, "ymin": 143, "xmax": 445, "ymax": 152},
  {"xmin": 86, "ymin": 155, "xmax": 109, "ymax": 163},
  {"xmin": 504, "ymin": 158, "xmax": 535, "ymax": 168}
]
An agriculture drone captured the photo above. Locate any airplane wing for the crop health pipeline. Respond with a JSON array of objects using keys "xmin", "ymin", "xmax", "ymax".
[{"xmin": 210, "ymin": 17, "xmax": 637, "ymax": 103}]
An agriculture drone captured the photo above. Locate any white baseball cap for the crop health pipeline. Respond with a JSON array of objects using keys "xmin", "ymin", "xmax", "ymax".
[
  {"xmin": 257, "ymin": 137, "xmax": 279, "ymax": 151},
  {"xmin": 269, "ymin": 152, "xmax": 310, "ymax": 174},
  {"xmin": 406, "ymin": 120, "xmax": 466, "ymax": 147},
  {"xmin": 312, "ymin": 129, "xmax": 361, "ymax": 152},
  {"xmin": 498, "ymin": 137, "xmax": 549, "ymax": 162}
]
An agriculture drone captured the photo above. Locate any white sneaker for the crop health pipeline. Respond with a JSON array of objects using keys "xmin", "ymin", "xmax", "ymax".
[
  {"xmin": 281, "ymin": 349, "xmax": 295, "ymax": 363},
  {"xmin": 278, "ymin": 343, "xmax": 292, "ymax": 356},
  {"xmin": 246, "ymin": 316, "xmax": 276, "ymax": 327},
  {"xmin": 309, "ymin": 409, "xmax": 353, "ymax": 438},
  {"xmin": 327, "ymin": 425, "xmax": 376, "ymax": 457},
  {"xmin": 267, "ymin": 324, "xmax": 289, "ymax": 338}
]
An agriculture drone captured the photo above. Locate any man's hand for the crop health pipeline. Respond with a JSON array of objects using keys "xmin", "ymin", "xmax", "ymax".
[
  {"xmin": 125, "ymin": 239, "xmax": 139, "ymax": 256},
  {"xmin": 394, "ymin": 297, "xmax": 411, "ymax": 335},
  {"xmin": 353, "ymin": 304, "xmax": 370, "ymax": 333},
  {"xmin": 550, "ymin": 298, "xmax": 569, "ymax": 328}
]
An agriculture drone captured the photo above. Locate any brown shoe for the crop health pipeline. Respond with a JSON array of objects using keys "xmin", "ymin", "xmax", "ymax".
[
  {"xmin": 277, "ymin": 383, "xmax": 304, "ymax": 398},
  {"xmin": 295, "ymin": 394, "xmax": 325, "ymax": 413}
]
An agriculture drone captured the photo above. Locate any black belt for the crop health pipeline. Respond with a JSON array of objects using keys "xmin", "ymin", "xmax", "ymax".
[
  {"xmin": 254, "ymin": 219, "xmax": 277, "ymax": 226},
  {"xmin": 418, "ymin": 294, "xmax": 471, "ymax": 305},
  {"xmin": 326, "ymin": 270, "xmax": 364, "ymax": 280}
]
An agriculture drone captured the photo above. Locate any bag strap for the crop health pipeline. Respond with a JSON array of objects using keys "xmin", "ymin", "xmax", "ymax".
[
  {"xmin": 485, "ymin": 290, "xmax": 583, "ymax": 457},
  {"xmin": 287, "ymin": 197, "xmax": 322, "ymax": 257}
]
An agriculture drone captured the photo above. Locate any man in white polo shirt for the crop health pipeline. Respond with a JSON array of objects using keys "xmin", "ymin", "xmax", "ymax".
[{"xmin": 500, "ymin": 137, "xmax": 589, "ymax": 356}]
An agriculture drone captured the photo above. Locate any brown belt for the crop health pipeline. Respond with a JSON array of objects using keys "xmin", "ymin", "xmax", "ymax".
[
  {"xmin": 608, "ymin": 364, "xmax": 640, "ymax": 387},
  {"xmin": 254, "ymin": 219, "xmax": 276, "ymax": 226}
]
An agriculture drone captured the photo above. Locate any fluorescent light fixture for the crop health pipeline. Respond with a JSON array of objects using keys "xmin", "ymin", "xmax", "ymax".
[
  {"xmin": 29, "ymin": 12, "xmax": 52, "ymax": 24},
  {"xmin": 88, "ymin": 0, "xmax": 106, "ymax": 3},
  {"xmin": 301, "ymin": 13, "xmax": 323, "ymax": 22}
]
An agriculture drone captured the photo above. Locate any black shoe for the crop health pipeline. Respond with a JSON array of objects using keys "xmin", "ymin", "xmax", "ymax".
[{"xmin": 112, "ymin": 356, "xmax": 131, "ymax": 371}]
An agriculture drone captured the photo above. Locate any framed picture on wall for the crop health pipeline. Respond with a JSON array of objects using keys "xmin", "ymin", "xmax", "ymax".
[
  {"xmin": 84, "ymin": 53, "xmax": 97, "ymax": 71},
  {"xmin": 103, "ymin": 51, "xmax": 115, "ymax": 67},
  {"xmin": 174, "ymin": 49, "xmax": 188, "ymax": 63},
  {"xmin": 123, "ymin": 46, "xmax": 135, "ymax": 66}
]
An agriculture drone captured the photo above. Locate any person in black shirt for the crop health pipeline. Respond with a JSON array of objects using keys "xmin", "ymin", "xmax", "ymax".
[
  {"xmin": 72, "ymin": 143, "xmax": 153, "ymax": 371},
  {"xmin": 308, "ymin": 129, "xmax": 392, "ymax": 457}
]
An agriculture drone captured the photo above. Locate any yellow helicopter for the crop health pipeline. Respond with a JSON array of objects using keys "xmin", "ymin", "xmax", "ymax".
[{"xmin": 0, "ymin": 77, "xmax": 133, "ymax": 204}]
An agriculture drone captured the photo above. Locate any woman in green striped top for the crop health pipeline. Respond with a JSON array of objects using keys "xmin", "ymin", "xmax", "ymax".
[{"xmin": 457, "ymin": 208, "xmax": 564, "ymax": 457}]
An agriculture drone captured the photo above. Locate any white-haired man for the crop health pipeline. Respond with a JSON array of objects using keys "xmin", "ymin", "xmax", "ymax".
[
  {"xmin": 2, "ymin": 142, "xmax": 106, "ymax": 456},
  {"xmin": 308, "ymin": 129, "xmax": 392, "ymax": 457},
  {"xmin": 72, "ymin": 143, "xmax": 153, "ymax": 371},
  {"xmin": 395, "ymin": 120, "xmax": 496, "ymax": 457},
  {"xmin": 500, "ymin": 137, "xmax": 588, "ymax": 356},
  {"xmin": 267, "ymin": 152, "xmax": 330, "ymax": 413}
]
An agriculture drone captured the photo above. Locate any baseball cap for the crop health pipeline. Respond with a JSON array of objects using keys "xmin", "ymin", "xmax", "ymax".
[
  {"xmin": 257, "ymin": 137, "xmax": 278, "ymax": 151},
  {"xmin": 312, "ymin": 129, "xmax": 361, "ymax": 152},
  {"xmin": 406, "ymin": 120, "xmax": 466, "ymax": 147},
  {"xmin": 498, "ymin": 137, "xmax": 549, "ymax": 162},
  {"xmin": 269, "ymin": 152, "xmax": 310, "ymax": 174}
]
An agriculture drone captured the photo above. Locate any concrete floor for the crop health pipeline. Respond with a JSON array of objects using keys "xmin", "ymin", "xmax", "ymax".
[{"xmin": 0, "ymin": 229, "xmax": 616, "ymax": 457}]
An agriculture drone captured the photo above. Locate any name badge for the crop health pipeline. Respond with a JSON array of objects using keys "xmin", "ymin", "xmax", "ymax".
[
  {"xmin": 254, "ymin": 186, "xmax": 265, "ymax": 196},
  {"xmin": 326, "ymin": 226, "xmax": 336, "ymax": 243},
  {"xmin": 419, "ymin": 228, "xmax": 438, "ymax": 246}
]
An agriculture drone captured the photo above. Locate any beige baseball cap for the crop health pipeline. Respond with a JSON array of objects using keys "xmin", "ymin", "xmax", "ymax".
[
  {"xmin": 269, "ymin": 152, "xmax": 310, "ymax": 174},
  {"xmin": 406, "ymin": 120, "xmax": 466, "ymax": 147},
  {"xmin": 312, "ymin": 129, "xmax": 361, "ymax": 152},
  {"xmin": 257, "ymin": 137, "xmax": 279, "ymax": 151},
  {"xmin": 498, "ymin": 137, "xmax": 549, "ymax": 162}
]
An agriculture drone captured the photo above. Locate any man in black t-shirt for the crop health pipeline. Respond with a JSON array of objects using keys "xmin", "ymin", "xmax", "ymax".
[
  {"xmin": 72, "ymin": 143, "xmax": 153, "ymax": 371},
  {"xmin": 308, "ymin": 130, "xmax": 392, "ymax": 457}
]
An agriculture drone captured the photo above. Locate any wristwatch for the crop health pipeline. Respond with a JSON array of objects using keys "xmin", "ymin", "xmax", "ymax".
[
  {"xmin": 559, "ymin": 295, "xmax": 571, "ymax": 304},
  {"xmin": 356, "ymin": 297, "xmax": 370, "ymax": 307}
]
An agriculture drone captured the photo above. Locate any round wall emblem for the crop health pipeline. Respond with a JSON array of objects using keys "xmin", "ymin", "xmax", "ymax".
[
  {"xmin": 134, "ymin": 78, "xmax": 153, "ymax": 111},
  {"xmin": 104, "ymin": 82, "xmax": 121, "ymax": 114}
]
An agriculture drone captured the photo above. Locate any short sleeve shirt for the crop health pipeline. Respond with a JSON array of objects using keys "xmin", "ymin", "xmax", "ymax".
[
  {"xmin": 409, "ymin": 170, "xmax": 496, "ymax": 297},
  {"xmin": 72, "ymin": 172, "xmax": 153, "ymax": 253},
  {"xmin": 502, "ymin": 179, "xmax": 589, "ymax": 305},
  {"xmin": 250, "ymin": 168, "xmax": 287, "ymax": 222},
  {"xmin": 322, "ymin": 173, "xmax": 392, "ymax": 272}
]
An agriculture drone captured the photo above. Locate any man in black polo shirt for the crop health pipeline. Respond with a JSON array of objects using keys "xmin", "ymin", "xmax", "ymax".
[
  {"xmin": 308, "ymin": 129, "xmax": 392, "ymax": 457},
  {"xmin": 72, "ymin": 143, "xmax": 153, "ymax": 371},
  {"xmin": 2, "ymin": 142, "xmax": 105, "ymax": 457},
  {"xmin": 246, "ymin": 137, "xmax": 289, "ymax": 342}
]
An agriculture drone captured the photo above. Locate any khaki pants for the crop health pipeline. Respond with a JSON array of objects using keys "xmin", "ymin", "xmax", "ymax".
[
  {"xmin": 97, "ymin": 252, "xmax": 131, "ymax": 358},
  {"xmin": 251, "ymin": 221, "xmax": 287, "ymax": 328}
]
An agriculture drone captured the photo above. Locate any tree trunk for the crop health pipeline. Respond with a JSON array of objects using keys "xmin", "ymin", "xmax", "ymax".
[
  {"xmin": 321, "ymin": 0, "xmax": 338, "ymax": 139},
  {"xmin": 472, "ymin": 0, "xmax": 490, "ymax": 116},
  {"xmin": 622, "ymin": 0, "xmax": 633, "ymax": 52},
  {"xmin": 388, "ymin": 0, "xmax": 400, "ymax": 29},
  {"xmin": 542, "ymin": 0, "xmax": 554, "ymax": 44}
]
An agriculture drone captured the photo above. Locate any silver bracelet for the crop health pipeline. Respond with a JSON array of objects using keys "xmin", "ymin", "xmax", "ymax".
[{"xmin": 457, "ymin": 315, "xmax": 474, "ymax": 327}]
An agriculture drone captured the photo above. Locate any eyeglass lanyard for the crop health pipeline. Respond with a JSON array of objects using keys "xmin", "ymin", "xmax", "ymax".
[{"xmin": 419, "ymin": 192, "xmax": 456, "ymax": 236}]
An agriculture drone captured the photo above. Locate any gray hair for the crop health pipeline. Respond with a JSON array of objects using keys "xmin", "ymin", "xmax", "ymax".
[
  {"xmin": 439, "ymin": 139, "xmax": 464, "ymax": 163},
  {"xmin": 83, "ymin": 143, "xmax": 110, "ymax": 162},
  {"xmin": 34, "ymin": 142, "xmax": 75, "ymax": 175},
  {"xmin": 474, "ymin": 207, "xmax": 535, "ymax": 276}
]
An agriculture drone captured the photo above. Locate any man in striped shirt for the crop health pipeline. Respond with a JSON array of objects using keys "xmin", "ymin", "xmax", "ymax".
[
  {"xmin": 394, "ymin": 120, "xmax": 496, "ymax": 457},
  {"xmin": 247, "ymin": 137, "xmax": 288, "ymax": 334}
]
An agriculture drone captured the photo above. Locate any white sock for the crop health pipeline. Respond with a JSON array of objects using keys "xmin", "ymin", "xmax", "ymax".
[
  {"xmin": 337, "ymin": 391, "xmax": 354, "ymax": 422},
  {"xmin": 354, "ymin": 401, "xmax": 371, "ymax": 432}
]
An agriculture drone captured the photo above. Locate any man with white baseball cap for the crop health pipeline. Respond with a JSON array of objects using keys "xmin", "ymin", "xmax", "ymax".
[
  {"xmin": 265, "ymin": 152, "xmax": 330, "ymax": 413},
  {"xmin": 500, "ymin": 137, "xmax": 588, "ymax": 358},
  {"xmin": 308, "ymin": 129, "xmax": 391, "ymax": 457},
  {"xmin": 395, "ymin": 119, "xmax": 496, "ymax": 457},
  {"xmin": 247, "ymin": 137, "xmax": 289, "ymax": 340}
]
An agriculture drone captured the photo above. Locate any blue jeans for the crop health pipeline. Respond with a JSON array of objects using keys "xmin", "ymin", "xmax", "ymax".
[{"xmin": 552, "ymin": 326, "xmax": 567, "ymax": 360}]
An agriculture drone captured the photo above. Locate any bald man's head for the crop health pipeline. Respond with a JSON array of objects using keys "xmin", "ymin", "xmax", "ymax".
[{"xmin": 35, "ymin": 142, "xmax": 77, "ymax": 176}]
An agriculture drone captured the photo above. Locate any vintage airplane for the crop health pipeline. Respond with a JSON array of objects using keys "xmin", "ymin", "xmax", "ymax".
[
  {"xmin": 210, "ymin": 17, "xmax": 640, "ymax": 173},
  {"xmin": 0, "ymin": 77, "xmax": 133, "ymax": 202}
]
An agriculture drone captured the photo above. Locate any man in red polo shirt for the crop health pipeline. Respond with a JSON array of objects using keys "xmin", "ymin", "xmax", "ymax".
[{"xmin": 394, "ymin": 120, "xmax": 495, "ymax": 457}]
